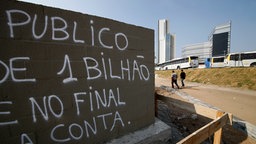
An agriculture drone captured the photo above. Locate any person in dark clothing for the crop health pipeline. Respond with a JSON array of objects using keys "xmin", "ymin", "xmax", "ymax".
[
  {"xmin": 171, "ymin": 70, "xmax": 179, "ymax": 89},
  {"xmin": 180, "ymin": 69, "xmax": 186, "ymax": 87}
]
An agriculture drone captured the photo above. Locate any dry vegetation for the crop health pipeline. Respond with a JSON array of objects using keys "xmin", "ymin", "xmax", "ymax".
[{"xmin": 155, "ymin": 67, "xmax": 256, "ymax": 91}]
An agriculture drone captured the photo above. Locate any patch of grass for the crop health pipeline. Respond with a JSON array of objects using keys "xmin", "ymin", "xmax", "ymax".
[{"xmin": 156, "ymin": 67, "xmax": 256, "ymax": 91}]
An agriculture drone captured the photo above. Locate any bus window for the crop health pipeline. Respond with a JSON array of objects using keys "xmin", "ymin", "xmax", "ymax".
[
  {"xmin": 190, "ymin": 56, "xmax": 198, "ymax": 60},
  {"xmin": 230, "ymin": 54, "xmax": 240, "ymax": 61},
  {"xmin": 213, "ymin": 57, "xmax": 224, "ymax": 62}
]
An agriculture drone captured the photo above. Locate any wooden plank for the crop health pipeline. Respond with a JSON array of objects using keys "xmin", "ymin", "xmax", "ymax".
[
  {"xmin": 177, "ymin": 113, "xmax": 229, "ymax": 144},
  {"xmin": 213, "ymin": 111, "xmax": 225, "ymax": 144},
  {"xmin": 193, "ymin": 104, "xmax": 219, "ymax": 119}
]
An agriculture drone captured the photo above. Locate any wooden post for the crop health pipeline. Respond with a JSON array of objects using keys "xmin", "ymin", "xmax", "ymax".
[{"xmin": 213, "ymin": 111, "xmax": 225, "ymax": 144}]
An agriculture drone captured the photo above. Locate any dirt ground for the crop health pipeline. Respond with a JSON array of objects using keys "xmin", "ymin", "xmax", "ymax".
[
  {"xmin": 155, "ymin": 75, "xmax": 256, "ymax": 144},
  {"xmin": 155, "ymin": 75, "xmax": 256, "ymax": 125}
]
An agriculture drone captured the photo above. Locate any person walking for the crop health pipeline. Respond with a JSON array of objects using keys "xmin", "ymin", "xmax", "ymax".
[
  {"xmin": 171, "ymin": 70, "xmax": 180, "ymax": 89},
  {"xmin": 180, "ymin": 69, "xmax": 186, "ymax": 87}
]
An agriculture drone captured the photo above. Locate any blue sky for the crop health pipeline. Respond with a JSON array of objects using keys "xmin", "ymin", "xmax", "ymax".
[{"xmin": 20, "ymin": 0, "xmax": 256, "ymax": 58}]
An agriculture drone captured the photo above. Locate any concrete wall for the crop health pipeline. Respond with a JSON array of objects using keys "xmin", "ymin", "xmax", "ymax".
[{"xmin": 0, "ymin": 1, "xmax": 155, "ymax": 143}]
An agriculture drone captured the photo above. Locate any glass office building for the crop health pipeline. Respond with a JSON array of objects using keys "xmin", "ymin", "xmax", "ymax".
[
  {"xmin": 209, "ymin": 21, "xmax": 231, "ymax": 57},
  {"xmin": 182, "ymin": 21, "xmax": 231, "ymax": 64}
]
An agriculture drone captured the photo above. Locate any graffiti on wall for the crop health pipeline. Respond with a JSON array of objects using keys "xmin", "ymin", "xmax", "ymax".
[{"xmin": 0, "ymin": 1, "xmax": 154, "ymax": 143}]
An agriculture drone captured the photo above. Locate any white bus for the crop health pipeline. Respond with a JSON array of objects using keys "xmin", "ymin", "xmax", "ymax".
[
  {"xmin": 224, "ymin": 51, "xmax": 256, "ymax": 67},
  {"xmin": 157, "ymin": 56, "xmax": 199, "ymax": 70},
  {"xmin": 211, "ymin": 56, "xmax": 225, "ymax": 68}
]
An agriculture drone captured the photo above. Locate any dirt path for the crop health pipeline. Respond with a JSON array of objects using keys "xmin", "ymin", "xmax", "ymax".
[{"xmin": 155, "ymin": 75, "xmax": 256, "ymax": 125}]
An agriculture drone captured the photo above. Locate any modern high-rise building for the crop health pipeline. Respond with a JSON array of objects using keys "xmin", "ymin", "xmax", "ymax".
[
  {"xmin": 209, "ymin": 21, "xmax": 231, "ymax": 57},
  {"xmin": 158, "ymin": 19, "xmax": 175, "ymax": 64},
  {"xmin": 182, "ymin": 21, "xmax": 231, "ymax": 64}
]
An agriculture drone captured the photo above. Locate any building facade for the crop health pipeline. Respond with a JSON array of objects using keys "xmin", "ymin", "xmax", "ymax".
[
  {"xmin": 158, "ymin": 19, "xmax": 175, "ymax": 64},
  {"xmin": 182, "ymin": 42, "xmax": 212, "ymax": 64},
  {"xmin": 209, "ymin": 21, "xmax": 231, "ymax": 56},
  {"xmin": 182, "ymin": 21, "xmax": 231, "ymax": 64}
]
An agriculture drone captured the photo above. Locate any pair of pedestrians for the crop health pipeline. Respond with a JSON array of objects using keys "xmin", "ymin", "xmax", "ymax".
[{"xmin": 171, "ymin": 70, "xmax": 186, "ymax": 89}]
